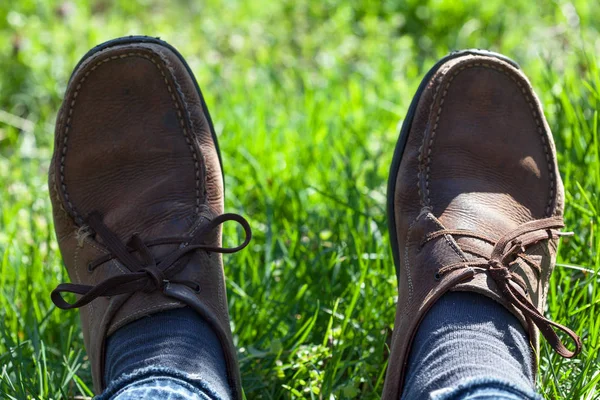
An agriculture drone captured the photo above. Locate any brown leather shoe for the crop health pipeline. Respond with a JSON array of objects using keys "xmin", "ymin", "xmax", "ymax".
[
  {"xmin": 382, "ymin": 50, "xmax": 582, "ymax": 399},
  {"xmin": 48, "ymin": 36, "xmax": 250, "ymax": 398}
]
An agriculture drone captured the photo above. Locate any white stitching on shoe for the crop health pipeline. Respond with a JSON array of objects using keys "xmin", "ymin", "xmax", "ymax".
[{"xmin": 400, "ymin": 215, "xmax": 419, "ymax": 315}]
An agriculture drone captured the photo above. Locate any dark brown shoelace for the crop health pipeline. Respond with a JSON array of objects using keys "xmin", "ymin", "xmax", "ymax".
[
  {"xmin": 51, "ymin": 211, "xmax": 251, "ymax": 310},
  {"xmin": 421, "ymin": 216, "xmax": 582, "ymax": 358}
]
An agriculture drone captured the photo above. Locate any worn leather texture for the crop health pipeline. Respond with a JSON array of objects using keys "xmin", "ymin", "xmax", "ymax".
[
  {"xmin": 49, "ymin": 41, "xmax": 242, "ymax": 397},
  {"xmin": 382, "ymin": 54, "xmax": 565, "ymax": 399}
]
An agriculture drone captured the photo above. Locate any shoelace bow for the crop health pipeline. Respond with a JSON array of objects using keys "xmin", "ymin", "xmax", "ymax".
[
  {"xmin": 51, "ymin": 211, "xmax": 251, "ymax": 310},
  {"xmin": 421, "ymin": 216, "xmax": 582, "ymax": 358}
]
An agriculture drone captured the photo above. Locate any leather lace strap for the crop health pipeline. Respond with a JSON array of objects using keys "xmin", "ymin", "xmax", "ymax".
[
  {"xmin": 51, "ymin": 212, "xmax": 252, "ymax": 310},
  {"xmin": 426, "ymin": 216, "xmax": 582, "ymax": 358}
]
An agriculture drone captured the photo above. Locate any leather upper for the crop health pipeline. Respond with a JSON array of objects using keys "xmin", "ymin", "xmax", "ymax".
[
  {"xmin": 49, "ymin": 41, "xmax": 242, "ymax": 397},
  {"xmin": 382, "ymin": 54, "xmax": 578, "ymax": 399}
]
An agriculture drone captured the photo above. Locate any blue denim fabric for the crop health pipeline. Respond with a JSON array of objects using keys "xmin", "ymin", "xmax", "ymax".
[
  {"xmin": 402, "ymin": 291, "xmax": 540, "ymax": 400},
  {"xmin": 111, "ymin": 378, "xmax": 207, "ymax": 400},
  {"xmin": 96, "ymin": 367, "xmax": 223, "ymax": 400},
  {"xmin": 430, "ymin": 377, "xmax": 542, "ymax": 399}
]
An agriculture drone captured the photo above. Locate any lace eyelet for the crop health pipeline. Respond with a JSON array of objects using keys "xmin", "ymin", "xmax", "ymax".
[
  {"xmin": 87, "ymin": 263, "xmax": 93, "ymax": 272},
  {"xmin": 434, "ymin": 272, "xmax": 441, "ymax": 281},
  {"xmin": 194, "ymin": 284, "xmax": 201, "ymax": 293}
]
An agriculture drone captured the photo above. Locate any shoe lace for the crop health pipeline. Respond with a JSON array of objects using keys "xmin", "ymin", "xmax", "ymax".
[
  {"xmin": 51, "ymin": 211, "xmax": 252, "ymax": 310},
  {"xmin": 421, "ymin": 216, "xmax": 582, "ymax": 358}
]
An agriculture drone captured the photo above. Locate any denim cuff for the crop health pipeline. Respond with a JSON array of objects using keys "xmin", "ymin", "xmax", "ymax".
[
  {"xmin": 431, "ymin": 377, "xmax": 543, "ymax": 400},
  {"xmin": 95, "ymin": 366, "xmax": 226, "ymax": 400}
]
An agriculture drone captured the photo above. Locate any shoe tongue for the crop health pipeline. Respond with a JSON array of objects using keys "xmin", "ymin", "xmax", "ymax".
[
  {"xmin": 430, "ymin": 210, "xmax": 547, "ymax": 308},
  {"xmin": 99, "ymin": 205, "xmax": 216, "ymax": 265},
  {"xmin": 414, "ymin": 210, "xmax": 470, "ymax": 268},
  {"xmin": 436, "ymin": 201, "xmax": 523, "ymax": 264}
]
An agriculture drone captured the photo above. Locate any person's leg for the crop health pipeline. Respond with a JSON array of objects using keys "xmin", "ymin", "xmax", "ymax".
[
  {"xmin": 382, "ymin": 50, "xmax": 581, "ymax": 399},
  {"xmin": 96, "ymin": 308, "xmax": 230, "ymax": 400},
  {"xmin": 402, "ymin": 292, "xmax": 540, "ymax": 400},
  {"xmin": 48, "ymin": 36, "xmax": 250, "ymax": 399}
]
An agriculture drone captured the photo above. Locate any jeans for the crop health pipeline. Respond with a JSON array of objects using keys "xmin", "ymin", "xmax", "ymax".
[
  {"xmin": 98, "ymin": 293, "xmax": 540, "ymax": 400},
  {"xmin": 99, "ymin": 371, "xmax": 221, "ymax": 400}
]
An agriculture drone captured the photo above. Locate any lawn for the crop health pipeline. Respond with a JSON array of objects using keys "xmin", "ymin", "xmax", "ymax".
[{"xmin": 0, "ymin": 0, "xmax": 599, "ymax": 398}]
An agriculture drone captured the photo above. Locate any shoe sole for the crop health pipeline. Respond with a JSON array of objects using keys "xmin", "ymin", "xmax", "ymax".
[
  {"xmin": 69, "ymin": 35, "xmax": 224, "ymax": 183},
  {"xmin": 386, "ymin": 49, "xmax": 520, "ymax": 280}
]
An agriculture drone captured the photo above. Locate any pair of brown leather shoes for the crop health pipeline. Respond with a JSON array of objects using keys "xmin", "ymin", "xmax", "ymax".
[{"xmin": 49, "ymin": 37, "xmax": 581, "ymax": 399}]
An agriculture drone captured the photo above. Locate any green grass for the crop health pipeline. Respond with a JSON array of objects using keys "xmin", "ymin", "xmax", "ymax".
[{"xmin": 0, "ymin": 0, "xmax": 599, "ymax": 398}]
